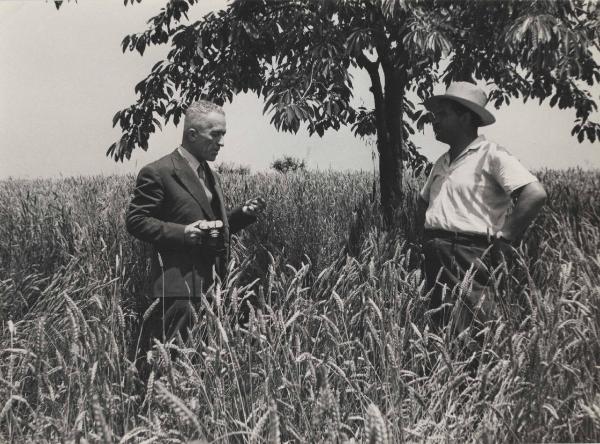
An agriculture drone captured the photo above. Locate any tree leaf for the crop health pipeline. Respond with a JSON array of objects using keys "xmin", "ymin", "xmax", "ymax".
[{"xmin": 112, "ymin": 111, "xmax": 121, "ymax": 128}]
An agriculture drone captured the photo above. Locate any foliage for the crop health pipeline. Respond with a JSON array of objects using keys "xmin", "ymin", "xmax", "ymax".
[
  {"xmin": 107, "ymin": 0, "xmax": 600, "ymax": 156},
  {"xmin": 270, "ymin": 156, "xmax": 306, "ymax": 174},
  {"xmin": 1, "ymin": 169, "xmax": 600, "ymax": 442},
  {"xmin": 93, "ymin": 0, "xmax": 600, "ymax": 221},
  {"xmin": 215, "ymin": 162, "xmax": 251, "ymax": 176}
]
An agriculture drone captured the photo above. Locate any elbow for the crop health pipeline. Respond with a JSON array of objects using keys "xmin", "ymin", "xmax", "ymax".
[
  {"xmin": 533, "ymin": 183, "xmax": 547, "ymax": 207},
  {"xmin": 125, "ymin": 211, "xmax": 140, "ymax": 237},
  {"xmin": 125, "ymin": 218, "xmax": 135, "ymax": 236},
  {"xmin": 539, "ymin": 191, "xmax": 547, "ymax": 207},
  {"xmin": 521, "ymin": 182, "xmax": 546, "ymax": 208}
]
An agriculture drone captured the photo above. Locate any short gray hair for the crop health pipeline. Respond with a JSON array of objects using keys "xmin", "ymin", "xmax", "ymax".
[{"xmin": 184, "ymin": 100, "xmax": 225, "ymax": 128}]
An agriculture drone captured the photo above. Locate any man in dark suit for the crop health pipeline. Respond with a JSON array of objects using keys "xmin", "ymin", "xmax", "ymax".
[{"xmin": 126, "ymin": 100, "xmax": 265, "ymax": 361}]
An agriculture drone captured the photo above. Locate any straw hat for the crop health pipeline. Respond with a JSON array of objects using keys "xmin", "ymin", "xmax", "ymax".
[{"xmin": 424, "ymin": 81, "xmax": 496, "ymax": 126}]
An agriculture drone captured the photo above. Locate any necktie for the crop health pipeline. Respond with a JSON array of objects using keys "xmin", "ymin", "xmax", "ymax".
[{"xmin": 197, "ymin": 163, "xmax": 213, "ymax": 202}]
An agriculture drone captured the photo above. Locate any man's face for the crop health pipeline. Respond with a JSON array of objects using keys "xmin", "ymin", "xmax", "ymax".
[
  {"xmin": 187, "ymin": 111, "xmax": 226, "ymax": 162},
  {"xmin": 430, "ymin": 100, "xmax": 463, "ymax": 145}
]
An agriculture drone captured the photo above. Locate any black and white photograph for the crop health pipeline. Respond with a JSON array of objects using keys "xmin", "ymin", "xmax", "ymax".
[{"xmin": 1, "ymin": 0, "xmax": 600, "ymax": 442}]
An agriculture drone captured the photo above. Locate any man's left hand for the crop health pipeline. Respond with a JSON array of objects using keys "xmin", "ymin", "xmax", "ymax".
[
  {"xmin": 494, "ymin": 230, "xmax": 514, "ymax": 243},
  {"xmin": 242, "ymin": 197, "xmax": 266, "ymax": 216}
]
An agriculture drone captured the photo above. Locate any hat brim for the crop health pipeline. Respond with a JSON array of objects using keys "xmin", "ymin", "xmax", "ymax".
[{"xmin": 424, "ymin": 94, "xmax": 496, "ymax": 126}]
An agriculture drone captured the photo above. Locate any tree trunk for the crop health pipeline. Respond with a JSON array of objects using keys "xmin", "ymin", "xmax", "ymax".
[
  {"xmin": 379, "ymin": 67, "xmax": 404, "ymax": 224},
  {"xmin": 362, "ymin": 58, "xmax": 405, "ymax": 225},
  {"xmin": 377, "ymin": 132, "xmax": 402, "ymax": 224}
]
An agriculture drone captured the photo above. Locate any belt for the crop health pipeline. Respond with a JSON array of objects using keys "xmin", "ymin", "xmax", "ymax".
[{"xmin": 424, "ymin": 229, "xmax": 493, "ymax": 245}]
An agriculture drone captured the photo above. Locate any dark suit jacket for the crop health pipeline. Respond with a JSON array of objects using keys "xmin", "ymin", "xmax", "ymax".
[{"xmin": 126, "ymin": 150, "xmax": 255, "ymax": 299}]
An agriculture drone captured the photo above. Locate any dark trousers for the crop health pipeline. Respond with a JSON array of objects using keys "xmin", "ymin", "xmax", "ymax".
[
  {"xmin": 422, "ymin": 231, "xmax": 512, "ymax": 335},
  {"xmin": 135, "ymin": 298, "xmax": 200, "ymax": 379}
]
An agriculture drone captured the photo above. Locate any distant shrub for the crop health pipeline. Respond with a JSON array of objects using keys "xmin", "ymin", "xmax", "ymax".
[
  {"xmin": 271, "ymin": 156, "xmax": 306, "ymax": 173},
  {"xmin": 215, "ymin": 162, "xmax": 250, "ymax": 175}
]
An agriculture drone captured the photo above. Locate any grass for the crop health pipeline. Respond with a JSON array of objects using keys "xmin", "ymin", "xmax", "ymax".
[{"xmin": 0, "ymin": 168, "xmax": 599, "ymax": 443}]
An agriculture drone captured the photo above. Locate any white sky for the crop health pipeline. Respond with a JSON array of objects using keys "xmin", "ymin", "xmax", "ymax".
[{"xmin": 0, "ymin": 0, "xmax": 599, "ymax": 179}]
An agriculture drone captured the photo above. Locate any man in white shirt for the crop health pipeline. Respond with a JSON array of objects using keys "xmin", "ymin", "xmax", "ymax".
[{"xmin": 418, "ymin": 82, "xmax": 547, "ymax": 334}]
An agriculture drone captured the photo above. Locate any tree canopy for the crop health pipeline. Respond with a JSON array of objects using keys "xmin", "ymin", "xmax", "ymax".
[{"xmin": 103, "ymin": 0, "xmax": 600, "ymax": 217}]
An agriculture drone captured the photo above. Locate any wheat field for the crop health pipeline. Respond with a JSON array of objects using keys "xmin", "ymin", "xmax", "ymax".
[{"xmin": 0, "ymin": 168, "xmax": 599, "ymax": 443}]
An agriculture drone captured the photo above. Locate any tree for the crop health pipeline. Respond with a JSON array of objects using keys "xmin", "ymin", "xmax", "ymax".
[
  {"xmin": 271, "ymin": 155, "xmax": 306, "ymax": 173},
  {"xmin": 107, "ymin": 0, "xmax": 600, "ymax": 222}
]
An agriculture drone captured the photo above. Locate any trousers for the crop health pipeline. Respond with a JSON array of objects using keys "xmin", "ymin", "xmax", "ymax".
[
  {"xmin": 422, "ymin": 231, "xmax": 512, "ymax": 335},
  {"xmin": 135, "ymin": 298, "xmax": 199, "ymax": 379}
]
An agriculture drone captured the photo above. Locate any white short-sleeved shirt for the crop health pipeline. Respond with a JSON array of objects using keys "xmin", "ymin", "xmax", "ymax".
[{"xmin": 420, "ymin": 135, "xmax": 538, "ymax": 236}]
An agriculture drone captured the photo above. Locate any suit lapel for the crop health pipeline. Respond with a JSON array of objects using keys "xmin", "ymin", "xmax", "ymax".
[{"xmin": 171, "ymin": 151, "xmax": 216, "ymax": 219}]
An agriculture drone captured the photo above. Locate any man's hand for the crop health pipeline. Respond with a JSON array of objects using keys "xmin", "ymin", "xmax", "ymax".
[
  {"xmin": 494, "ymin": 230, "xmax": 511, "ymax": 242},
  {"xmin": 184, "ymin": 220, "xmax": 206, "ymax": 246},
  {"xmin": 242, "ymin": 197, "xmax": 266, "ymax": 216},
  {"xmin": 184, "ymin": 220, "xmax": 224, "ymax": 246},
  {"xmin": 500, "ymin": 182, "xmax": 547, "ymax": 242}
]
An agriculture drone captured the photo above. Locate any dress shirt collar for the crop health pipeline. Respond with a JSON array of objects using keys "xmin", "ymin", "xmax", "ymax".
[
  {"xmin": 443, "ymin": 135, "xmax": 486, "ymax": 166},
  {"xmin": 177, "ymin": 146, "xmax": 203, "ymax": 175}
]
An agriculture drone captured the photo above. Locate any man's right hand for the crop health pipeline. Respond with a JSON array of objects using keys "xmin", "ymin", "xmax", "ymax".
[
  {"xmin": 184, "ymin": 221, "xmax": 205, "ymax": 246},
  {"xmin": 184, "ymin": 220, "xmax": 224, "ymax": 246}
]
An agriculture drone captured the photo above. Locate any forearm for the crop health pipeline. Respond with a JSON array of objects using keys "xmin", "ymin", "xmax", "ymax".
[
  {"xmin": 227, "ymin": 205, "xmax": 257, "ymax": 234},
  {"xmin": 213, "ymin": 172, "xmax": 258, "ymax": 234},
  {"xmin": 127, "ymin": 212, "xmax": 186, "ymax": 248},
  {"xmin": 501, "ymin": 182, "xmax": 547, "ymax": 240}
]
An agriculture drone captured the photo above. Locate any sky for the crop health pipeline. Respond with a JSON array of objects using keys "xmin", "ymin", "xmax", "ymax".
[{"xmin": 0, "ymin": 0, "xmax": 599, "ymax": 180}]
